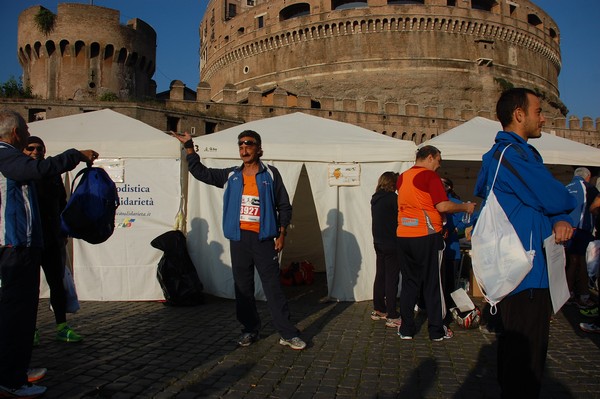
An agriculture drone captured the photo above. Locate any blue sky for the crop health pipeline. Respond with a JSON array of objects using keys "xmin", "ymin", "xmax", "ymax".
[{"xmin": 1, "ymin": 0, "xmax": 598, "ymax": 119}]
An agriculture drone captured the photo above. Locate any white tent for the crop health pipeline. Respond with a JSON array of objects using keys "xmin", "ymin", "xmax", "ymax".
[
  {"xmin": 187, "ymin": 112, "xmax": 417, "ymax": 301},
  {"xmin": 29, "ymin": 109, "xmax": 182, "ymax": 301},
  {"xmin": 422, "ymin": 117, "xmax": 600, "ymax": 200},
  {"xmin": 425, "ymin": 116, "xmax": 600, "ymax": 166}
]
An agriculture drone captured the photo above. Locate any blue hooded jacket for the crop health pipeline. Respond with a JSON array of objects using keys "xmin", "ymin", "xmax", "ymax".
[
  {"xmin": 474, "ymin": 131, "xmax": 576, "ymax": 295},
  {"xmin": 186, "ymin": 152, "xmax": 291, "ymax": 241}
]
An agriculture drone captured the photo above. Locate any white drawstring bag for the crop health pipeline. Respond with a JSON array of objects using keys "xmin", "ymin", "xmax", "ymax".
[{"xmin": 471, "ymin": 145, "xmax": 533, "ymax": 311}]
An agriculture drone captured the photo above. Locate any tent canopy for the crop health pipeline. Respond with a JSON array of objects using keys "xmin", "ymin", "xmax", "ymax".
[
  {"xmin": 197, "ymin": 112, "xmax": 417, "ymax": 163},
  {"xmin": 29, "ymin": 109, "xmax": 179, "ymax": 158},
  {"xmin": 27, "ymin": 109, "xmax": 183, "ymax": 301},
  {"xmin": 424, "ymin": 117, "xmax": 600, "ymax": 167},
  {"xmin": 187, "ymin": 112, "xmax": 417, "ymax": 302}
]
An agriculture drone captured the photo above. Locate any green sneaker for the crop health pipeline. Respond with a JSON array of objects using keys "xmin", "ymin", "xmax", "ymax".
[
  {"xmin": 56, "ymin": 323, "xmax": 83, "ymax": 343},
  {"xmin": 33, "ymin": 329, "xmax": 40, "ymax": 347}
]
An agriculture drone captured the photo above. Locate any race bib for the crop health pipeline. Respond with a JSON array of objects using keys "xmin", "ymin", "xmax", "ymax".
[{"xmin": 240, "ymin": 195, "xmax": 260, "ymax": 222}]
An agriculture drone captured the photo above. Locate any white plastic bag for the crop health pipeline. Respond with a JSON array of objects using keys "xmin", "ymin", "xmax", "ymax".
[
  {"xmin": 587, "ymin": 240, "xmax": 600, "ymax": 280},
  {"xmin": 63, "ymin": 266, "xmax": 80, "ymax": 314},
  {"xmin": 471, "ymin": 145, "xmax": 532, "ymax": 310}
]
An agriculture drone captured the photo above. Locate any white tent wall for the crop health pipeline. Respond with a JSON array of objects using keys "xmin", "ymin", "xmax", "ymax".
[
  {"xmin": 186, "ymin": 159, "xmax": 303, "ymax": 300},
  {"xmin": 424, "ymin": 116, "xmax": 600, "ymax": 202},
  {"xmin": 184, "ymin": 112, "xmax": 417, "ymax": 302},
  {"xmin": 187, "ymin": 159, "xmax": 410, "ymax": 302},
  {"xmin": 29, "ymin": 110, "xmax": 183, "ymax": 301}
]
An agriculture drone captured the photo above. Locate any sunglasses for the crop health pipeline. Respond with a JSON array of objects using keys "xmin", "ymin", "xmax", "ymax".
[
  {"xmin": 238, "ymin": 140, "xmax": 257, "ymax": 147},
  {"xmin": 25, "ymin": 145, "xmax": 44, "ymax": 151}
]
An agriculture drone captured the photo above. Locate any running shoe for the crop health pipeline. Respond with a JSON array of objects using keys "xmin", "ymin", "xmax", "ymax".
[
  {"xmin": 56, "ymin": 323, "xmax": 83, "ymax": 343},
  {"xmin": 580, "ymin": 307, "xmax": 599, "ymax": 318},
  {"xmin": 0, "ymin": 383, "xmax": 46, "ymax": 398},
  {"xmin": 576, "ymin": 297, "xmax": 596, "ymax": 309},
  {"xmin": 237, "ymin": 332, "xmax": 258, "ymax": 347},
  {"xmin": 370, "ymin": 311, "xmax": 387, "ymax": 321},
  {"xmin": 579, "ymin": 322, "xmax": 600, "ymax": 334},
  {"xmin": 279, "ymin": 336, "xmax": 307, "ymax": 350},
  {"xmin": 432, "ymin": 325, "xmax": 453, "ymax": 342},
  {"xmin": 385, "ymin": 318, "xmax": 402, "ymax": 328},
  {"xmin": 27, "ymin": 368, "xmax": 47, "ymax": 383}
]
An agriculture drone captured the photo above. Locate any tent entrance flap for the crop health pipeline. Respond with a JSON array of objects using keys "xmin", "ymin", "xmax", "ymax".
[{"xmin": 281, "ymin": 164, "xmax": 326, "ymax": 274}]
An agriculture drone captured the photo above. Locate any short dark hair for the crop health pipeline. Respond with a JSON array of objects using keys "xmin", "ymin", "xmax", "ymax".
[
  {"xmin": 496, "ymin": 88, "xmax": 538, "ymax": 128},
  {"xmin": 415, "ymin": 145, "xmax": 441, "ymax": 161},
  {"xmin": 238, "ymin": 130, "xmax": 262, "ymax": 146}
]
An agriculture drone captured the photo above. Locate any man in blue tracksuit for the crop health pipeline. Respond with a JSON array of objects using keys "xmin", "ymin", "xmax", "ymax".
[
  {"xmin": 172, "ymin": 129, "xmax": 305, "ymax": 350},
  {"xmin": 474, "ymin": 88, "xmax": 575, "ymax": 398},
  {"xmin": 565, "ymin": 167, "xmax": 600, "ymax": 308},
  {"xmin": 0, "ymin": 110, "xmax": 98, "ymax": 398}
]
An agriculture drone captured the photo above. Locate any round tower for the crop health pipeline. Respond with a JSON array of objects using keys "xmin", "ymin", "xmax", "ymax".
[
  {"xmin": 18, "ymin": 3, "xmax": 156, "ymax": 101},
  {"xmin": 199, "ymin": 0, "xmax": 564, "ymax": 116}
]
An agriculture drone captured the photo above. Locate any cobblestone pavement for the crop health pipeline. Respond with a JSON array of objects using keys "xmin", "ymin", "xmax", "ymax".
[{"xmin": 32, "ymin": 275, "xmax": 600, "ymax": 398}]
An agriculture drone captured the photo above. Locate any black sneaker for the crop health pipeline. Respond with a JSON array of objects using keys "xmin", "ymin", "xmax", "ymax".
[{"xmin": 237, "ymin": 332, "xmax": 258, "ymax": 347}]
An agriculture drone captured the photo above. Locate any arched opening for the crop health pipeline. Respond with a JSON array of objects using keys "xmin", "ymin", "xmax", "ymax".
[
  {"xmin": 60, "ymin": 40, "xmax": 70, "ymax": 56},
  {"xmin": 332, "ymin": 0, "xmax": 368, "ymax": 10},
  {"xmin": 527, "ymin": 13, "xmax": 543, "ymax": 28},
  {"xmin": 45, "ymin": 40, "xmax": 56, "ymax": 57},
  {"xmin": 280, "ymin": 3, "xmax": 310, "ymax": 21},
  {"xmin": 90, "ymin": 42, "xmax": 100, "ymax": 58}
]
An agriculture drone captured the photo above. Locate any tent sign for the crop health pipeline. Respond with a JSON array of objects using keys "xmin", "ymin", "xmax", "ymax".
[{"xmin": 328, "ymin": 163, "xmax": 360, "ymax": 186}]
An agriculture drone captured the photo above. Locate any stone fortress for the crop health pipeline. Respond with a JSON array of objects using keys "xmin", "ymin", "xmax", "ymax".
[
  {"xmin": 2, "ymin": 1, "xmax": 598, "ymax": 148},
  {"xmin": 17, "ymin": 3, "xmax": 156, "ymax": 101}
]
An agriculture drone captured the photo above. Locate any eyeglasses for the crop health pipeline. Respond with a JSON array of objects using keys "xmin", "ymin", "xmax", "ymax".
[
  {"xmin": 25, "ymin": 145, "xmax": 44, "ymax": 152},
  {"xmin": 238, "ymin": 140, "xmax": 257, "ymax": 147}
]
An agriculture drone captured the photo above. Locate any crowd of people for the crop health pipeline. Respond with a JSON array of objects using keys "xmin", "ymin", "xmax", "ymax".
[
  {"xmin": 1, "ymin": 87, "xmax": 599, "ymax": 398},
  {"xmin": 369, "ymin": 88, "xmax": 600, "ymax": 398}
]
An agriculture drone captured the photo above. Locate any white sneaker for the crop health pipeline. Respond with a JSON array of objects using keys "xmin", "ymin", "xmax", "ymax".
[
  {"xmin": 0, "ymin": 383, "xmax": 47, "ymax": 398},
  {"xmin": 279, "ymin": 336, "xmax": 306, "ymax": 350}
]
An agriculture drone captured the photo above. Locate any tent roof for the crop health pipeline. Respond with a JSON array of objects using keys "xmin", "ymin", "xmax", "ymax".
[
  {"xmin": 29, "ymin": 109, "xmax": 180, "ymax": 158},
  {"xmin": 196, "ymin": 112, "xmax": 417, "ymax": 162},
  {"xmin": 424, "ymin": 117, "xmax": 600, "ymax": 167}
]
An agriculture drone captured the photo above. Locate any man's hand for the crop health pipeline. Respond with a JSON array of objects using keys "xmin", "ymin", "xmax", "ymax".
[
  {"xmin": 553, "ymin": 220, "xmax": 573, "ymax": 244},
  {"xmin": 170, "ymin": 131, "xmax": 192, "ymax": 144},
  {"xmin": 79, "ymin": 149, "xmax": 98, "ymax": 166},
  {"xmin": 275, "ymin": 235, "xmax": 285, "ymax": 252}
]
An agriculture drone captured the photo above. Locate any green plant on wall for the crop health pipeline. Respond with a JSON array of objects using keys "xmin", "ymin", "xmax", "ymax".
[
  {"xmin": 34, "ymin": 8, "xmax": 56, "ymax": 35},
  {"xmin": 99, "ymin": 92, "xmax": 119, "ymax": 102}
]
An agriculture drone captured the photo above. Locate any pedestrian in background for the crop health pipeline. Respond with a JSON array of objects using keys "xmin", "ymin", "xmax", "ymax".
[
  {"xmin": 370, "ymin": 171, "xmax": 401, "ymax": 328},
  {"xmin": 23, "ymin": 136, "xmax": 83, "ymax": 344}
]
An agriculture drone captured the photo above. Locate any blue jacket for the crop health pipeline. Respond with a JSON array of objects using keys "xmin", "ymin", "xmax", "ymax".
[
  {"xmin": 566, "ymin": 176, "xmax": 598, "ymax": 232},
  {"xmin": 444, "ymin": 195, "xmax": 470, "ymax": 261},
  {"xmin": 187, "ymin": 153, "xmax": 292, "ymax": 241},
  {"xmin": 474, "ymin": 131, "xmax": 575, "ymax": 295},
  {"xmin": 0, "ymin": 143, "xmax": 83, "ymax": 248}
]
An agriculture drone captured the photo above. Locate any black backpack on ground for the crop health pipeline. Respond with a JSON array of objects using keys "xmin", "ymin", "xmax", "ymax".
[
  {"xmin": 151, "ymin": 230, "xmax": 204, "ymax": 306},
  {"xmin": 60, "ymin": 167, "xmax": 119, "ymax": 244}
]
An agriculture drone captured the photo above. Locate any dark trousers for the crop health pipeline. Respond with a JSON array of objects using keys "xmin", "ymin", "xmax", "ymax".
[
  {"xmin": 41, "ymin": 243, "xmax": 67, "ymax": 325},
  {"xmin": 230, "ymin": 230, "xmax": 298, "ymax": 339},
  {"xmin": 397, "ymin": 233, "xmax": 446, "ymax": 339},
  {"xmin": 0, "ymin": 247, "xmax": 42, "ymax": 389},
  {"xmin": 497, "ymin": 288, "xmax": 551, "ymax": 399},
  {"xmin": 373, "ymin": 243, "xmax": 400, "ymax": 319}
]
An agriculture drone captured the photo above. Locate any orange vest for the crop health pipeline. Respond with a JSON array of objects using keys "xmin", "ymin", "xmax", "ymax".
[
  {"xmin": 240, "ymin": 174, "xmax": 260, "ymax": 233},
  {"xmin": 396, "ymin": 166, "xmax": 447, "ymax": 237}
]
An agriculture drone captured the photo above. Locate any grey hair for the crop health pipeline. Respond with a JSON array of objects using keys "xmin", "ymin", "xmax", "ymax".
[
  {"xmin": 0, "ymin": 109, "xmax": 24, "ymax": 140},
  {"xmin": 574, "ymin": 167, "xmax": 591, "ymax": 179}
]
